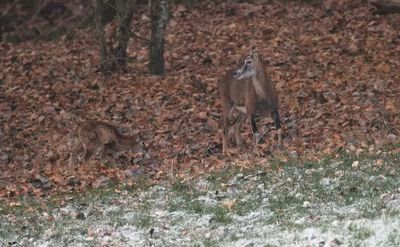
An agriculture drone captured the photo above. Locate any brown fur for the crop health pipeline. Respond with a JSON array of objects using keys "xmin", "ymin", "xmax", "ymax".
[
  {"xmin": 69, "ymin": 120, "xmax": 146, "ymax": 164},
  {"xmin": 218, "ymin": 53, "xmax": 282, "ymax": 155}
]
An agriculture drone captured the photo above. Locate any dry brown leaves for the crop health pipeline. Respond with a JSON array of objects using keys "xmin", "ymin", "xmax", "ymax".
[{"xmin": 0, "ymin": 1, "xmax": 399, "ymax": 199}]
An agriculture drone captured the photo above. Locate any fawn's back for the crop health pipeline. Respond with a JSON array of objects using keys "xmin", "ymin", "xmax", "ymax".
[{"xmin": 70, "ymin": 120, "xmax": 145, "ymax": 164}]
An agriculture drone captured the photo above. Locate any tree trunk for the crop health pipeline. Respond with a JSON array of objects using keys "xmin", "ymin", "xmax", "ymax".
[
  {"xmin": 95, "ymin": 0, "xmax": 135, "ymax": 74},
  {"xmin": 369, "ymin": 0, "xmax": 400, "ymax": 14},
  {"xmin": 184, "ymin": 0, "xmax": 196, "ymax": 9},
  {"xmin": 114, "ymin": 0, "xmax": 135, "ymax": 70},
  {"xmin": 149, "ymin": 0, "xmax": 169, "ymax": 76},
  {"xmin": 95, "ymin": 0, "xmax": 108, "ymax": 73}
]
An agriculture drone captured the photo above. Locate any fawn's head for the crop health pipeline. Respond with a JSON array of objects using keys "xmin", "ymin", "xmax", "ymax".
[
  {"xmin": 232, "ymin": 52, "xmax": 262, "ymax": 80},
  {"xmin": 132, "ymin": 134, "xmax": 148, "ymax": 154}
]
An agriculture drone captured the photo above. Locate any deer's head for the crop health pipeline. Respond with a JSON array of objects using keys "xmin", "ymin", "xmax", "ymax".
[
  {"xmin": 232, "ymin": 52, "xmax": 261, "ymax": 80},
  {"xmin": 132, "ymin": 134, "xmax": 148, "ymax": 154}
]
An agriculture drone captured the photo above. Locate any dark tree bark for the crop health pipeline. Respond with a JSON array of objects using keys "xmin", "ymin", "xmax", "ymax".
[
  {"xmin": 184, "ymin": 0, "xmax": 196, "ymax": 9},
  {"xmin": 149, "ymin": 0, "xmax": 169, "ymax": 76},
  {"xmin": 95, "ymin": 0, "xmax": 108, "ymax": 72},
  {"xmin": 114, "ymin": 0, "xmax": 135, "ymax": 69},
  {"xmin": 369, "ymin": 0, "xmax": 400, "ymax": 14},
  {"xmin": 0, "ymin": 14, "xmax": 3, "ymax": 42},
  {"xmin": 95, "ymin": 0, "xmax": 135, "ymax": 74}
]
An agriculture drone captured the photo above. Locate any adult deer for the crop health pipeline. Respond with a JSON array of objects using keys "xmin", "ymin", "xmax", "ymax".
[{"xmin": 218, "ymin": 51, "xmax": 282, "ymax": 155}]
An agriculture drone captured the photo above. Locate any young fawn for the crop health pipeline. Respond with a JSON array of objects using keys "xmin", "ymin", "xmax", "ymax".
[
  {"xmin": 218, "ymin": 51, "xmax": 282, "ymax": 155},
  {"xmin": 69, "ymin": 120, "xmax": 147, "ymax": 165}
]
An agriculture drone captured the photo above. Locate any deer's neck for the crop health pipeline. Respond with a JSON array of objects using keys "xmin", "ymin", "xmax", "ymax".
[{"xmin": 252, "ymin": 74, "xmax": 267, "ymax": 99}]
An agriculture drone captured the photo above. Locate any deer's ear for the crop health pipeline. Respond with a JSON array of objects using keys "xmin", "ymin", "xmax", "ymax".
[{"xmin": 252, "ymin": 52, "xmax": 259, "ymax": 61}]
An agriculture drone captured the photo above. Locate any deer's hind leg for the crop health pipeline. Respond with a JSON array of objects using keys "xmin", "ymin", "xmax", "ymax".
[
  {"xmin": 271, "ymin": 109, "xmax": 282, "ymax": 146},
  {"xmin": 250, "ymin": 115, "xmax": 262, "ymax": 149}
]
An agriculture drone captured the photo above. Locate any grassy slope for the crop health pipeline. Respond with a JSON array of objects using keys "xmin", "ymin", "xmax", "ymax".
[{"xmin": 1, "ymin": 147, "xmax": 399, "ymax": 246}]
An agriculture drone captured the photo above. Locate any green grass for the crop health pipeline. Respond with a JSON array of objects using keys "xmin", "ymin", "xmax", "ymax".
[
  {"xmin": 348, "ymin": 223, "xmax": 373, "ymax": 240},
  {"xmin": 387, "ymin": 230, "xmax": 400, "ymax": 246},
  {"xmin": 168, "ymin": 179, "xmax": 205, "ymax": 214},
  {"xmin": 235, "ymin": 196, "xmax": 263, "ymax": 216},
  {"xmin": 173, "ymin": 148, "xmax": 399, "ymax": 231},
  {"xmin": 209, "ymin": 205, "xmax": 232, "ymax": 224},
  {"xmin": 134, "ymin": 209, "xmax": 152, "ymax": 229},
  {"xmin": 203, "ymin": 239, "xmax": 220, "ymax": 247}
]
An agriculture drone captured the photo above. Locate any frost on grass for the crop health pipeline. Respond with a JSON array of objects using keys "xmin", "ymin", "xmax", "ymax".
[{"xmin": 1, "ymin": 154, "xmax": 400, "ymax": 246}]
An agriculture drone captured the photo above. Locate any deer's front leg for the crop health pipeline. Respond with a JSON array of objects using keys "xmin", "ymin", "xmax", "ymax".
[
  {"xmin": 233, "ymin": 112, "xmax": 247, "ymax": 149},
  {"xmin": 245, "ymin": 96, "xmax": 258, "ymax": 150},
  {"xmin": 222, "ymin": 103, "xmax": 232, "ymax": 155},
  {"xmin": 250, "ymin": 116, "xmax": 261, "ymax": 149}
]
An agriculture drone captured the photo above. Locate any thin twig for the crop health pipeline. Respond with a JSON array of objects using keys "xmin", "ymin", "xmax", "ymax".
[
  {"xmin": 255, "ymin": 128, "xmax": 270, "ymax": 145},
  {"xmin": 29, "ymin": 0, "xmax": 49, "ymax": 24},
  {"xmin": 32, "ymin": 12, "xmax": 73, "ymax": 41},
  {"xmin": 4, "ymin": 0, "xmax": 19, "ymax": 15},
  {"xmin": 128, "ymin": 30, "xmax": 150, "ymax": 43}
]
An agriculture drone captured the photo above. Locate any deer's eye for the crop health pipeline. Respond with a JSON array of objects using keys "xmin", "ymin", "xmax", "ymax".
[{"xmin": 246, "ymin": 60, "xmax": 252, "ymax": 65}]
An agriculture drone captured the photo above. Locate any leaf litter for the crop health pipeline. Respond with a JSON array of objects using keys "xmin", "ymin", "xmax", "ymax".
[{"xmin": 0, "ymin": 1, "xmax": 399, "ymax": 200}]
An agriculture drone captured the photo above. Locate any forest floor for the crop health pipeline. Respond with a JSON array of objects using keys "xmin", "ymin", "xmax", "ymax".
[{"xmin": 0, "ymin": 1, "xmax": 399, "ymax": 245}]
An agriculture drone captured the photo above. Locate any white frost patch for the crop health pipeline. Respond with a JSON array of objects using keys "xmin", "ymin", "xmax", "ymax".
[
  {"xmin": 220, "ymin": 217, "xmax": 400, "ymax": 247},
  {"xmin": 195, "ymin": 214, "xmax": 212, "ymax": 227},
  {"xmin": 195, "ymin": 178, "xmax": 211, "ymax": 193},
  {"xmin": 119, "ymin": 225, "xmax": 146, "ymax": 245},
  {"xmin": 196, "ymin": 194, "xmax": 218, "ymax": 206}
]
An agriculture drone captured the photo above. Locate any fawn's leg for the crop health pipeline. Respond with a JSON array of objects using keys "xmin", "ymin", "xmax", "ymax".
[
  {"xmin": 69, "ymin": 141, "xmax": 83, "ymax": 166},
  {"xmin": 83, "ymin": 144, "xmax": 99, "ymax": 162},
  {"xmin": 101, "ymin": 143, "xmax": 118, "ymax": 164}
]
